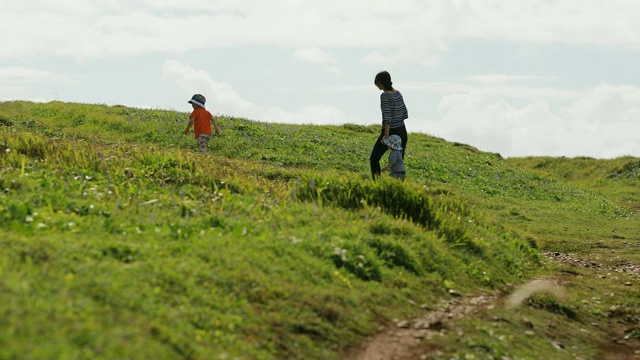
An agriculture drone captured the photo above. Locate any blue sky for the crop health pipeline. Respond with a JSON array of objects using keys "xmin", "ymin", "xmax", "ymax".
[{"xmin": 2, "ymin": 1, "xmax": 640, "ymax": 158}]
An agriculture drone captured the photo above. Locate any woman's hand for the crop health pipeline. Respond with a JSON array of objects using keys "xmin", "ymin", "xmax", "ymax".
[{"xmin": 381, "ymin": 123, "xmax": 391, "ymax": 143}]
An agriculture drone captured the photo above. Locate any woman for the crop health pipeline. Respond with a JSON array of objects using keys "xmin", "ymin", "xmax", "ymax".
[{"xmin": 370, "ymin": 71, "xmax": 408, "ymax": 180}]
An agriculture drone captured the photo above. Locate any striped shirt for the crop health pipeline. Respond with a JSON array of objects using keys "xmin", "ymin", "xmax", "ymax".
[{"xmin": 380, "ymin": 91, "xmax": 408, "ymax": 129}]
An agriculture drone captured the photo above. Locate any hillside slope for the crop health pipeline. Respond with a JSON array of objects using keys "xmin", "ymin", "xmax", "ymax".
[{"xmin": 0, "ymin": 101, "xmax": 638, "ymax": 359}]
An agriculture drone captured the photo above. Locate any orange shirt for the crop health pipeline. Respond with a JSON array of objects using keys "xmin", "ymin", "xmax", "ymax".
[{"xmin": 190, "ymin": 107, "xmax": 212, "ymax": 138}]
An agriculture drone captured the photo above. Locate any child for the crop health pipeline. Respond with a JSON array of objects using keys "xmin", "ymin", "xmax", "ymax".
[
  {"xmin": 183, "ymin": 94, "xmax": 220, "ymax": 152},
  {"xmin": 381, "ymin": 134, "xmax": 405, "ymax": 181}
]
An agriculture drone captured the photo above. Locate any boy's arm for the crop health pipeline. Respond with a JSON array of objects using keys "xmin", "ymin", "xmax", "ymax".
[
  {"xmin": 382, "ymin": 152, "xmax": 399, "ymax": 172},
  {"xmin": 210, "ymin": 114, "xmax": 219, "ymax": 136},
  {"xmin": 184, "ymin": 117, "xmax": 194, "ymax": 134}
]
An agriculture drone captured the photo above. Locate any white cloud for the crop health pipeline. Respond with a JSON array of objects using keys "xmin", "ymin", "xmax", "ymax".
[
  {"xmin": 161, "ymin": 60, "xmax": 359, "ymax": 124},
  {"xmin": 403, "ymin": 81, "xmax": 581, "ymax": 101},
  {"xmin": 1, "ymin": 1, "xmax": 444, "ymax": 61},
  {"xmin": 293, "ymin": 47, "xmax": 341, "ymax": 74},
  {"xmin": 0, "ymin": 67, "xmax": 81, "ymax": 99},
  {"xmin": 341, "ymin": 75, "xmax": 582, "ymax": 100},
  {"xmin": 454, "ymin": 0, "xmax": 640, "ymax": 47},
  {"xmin": 294, "ymin": 47, "xmax": 335, "ymax": 64},
  {"xmin": 465, "ymin": 74, "xmax": 558, "ymax": 85},
  {"xmin": 363, "ymin": 40, "xmax": 447, "ymax": 67},
  {"xmin": 560, "ymin": 84, "xmax": 640, "ymax": 125},
  {"xmin": 9, "ymin": 1, "xmax": 640, "ymax": 64},
  {"xmin": 425, "ymin": 84, "xmax": 640, "ymax": 158},
  {"xmin": 161, "ymin": 60, "xmax": 255, "ymax": 114},
  {"xmin": 0, "ymin": 67, "xmax": 80, "ymax": 85}
]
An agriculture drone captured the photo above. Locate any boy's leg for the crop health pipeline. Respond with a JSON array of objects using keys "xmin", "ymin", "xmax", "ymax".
[
  {"xmin": 197, "ymin": 134, "xmax": 211, "ymax": 152},
  {"xmin": 390, "ymin": 173, "xmax": 405, "ymax": 181}
]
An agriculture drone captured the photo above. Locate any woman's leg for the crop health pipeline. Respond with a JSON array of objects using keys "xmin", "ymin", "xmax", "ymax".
[
  {"xmin": 369, "ymin": 131, "xmax": 387, "ymax": 180},
  {"xmin": 390, "ymin": 125, "xmax": 408, "ymax": 160}
]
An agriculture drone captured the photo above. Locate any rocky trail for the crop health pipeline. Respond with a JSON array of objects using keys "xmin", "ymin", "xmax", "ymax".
[
  {"xmin": 343, "ymin": 294, "xmax": 498, "ymax": 360},
  {"xmin": 343, "ymin": 252, "xmax": 640, "ymax": 360}
]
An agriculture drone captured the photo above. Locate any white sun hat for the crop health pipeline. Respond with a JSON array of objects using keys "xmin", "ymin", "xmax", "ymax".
[{"xmin": 383, "ymin": 134, "xmax": 403, "ymax": 150}]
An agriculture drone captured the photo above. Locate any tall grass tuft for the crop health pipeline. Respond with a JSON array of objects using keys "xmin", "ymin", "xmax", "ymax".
[{"xmin": 296, "ymin": 175, "xmax": 487, "ymax": 254}]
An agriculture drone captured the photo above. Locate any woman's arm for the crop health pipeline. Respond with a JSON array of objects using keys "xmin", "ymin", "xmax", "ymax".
[
  {"xmin": 382, "ymin": 123, "xmax": 390, "ymax": 142},
  {"xmin": 380, "ymin": 93, "xmax": 391, "ymax": 142}
]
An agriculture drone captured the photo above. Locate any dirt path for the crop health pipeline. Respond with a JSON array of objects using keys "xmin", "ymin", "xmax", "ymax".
[
  {"xmin": 342, "ymin": 252, "xmax": 640, "ymax": 360},
  {"xmin": 342, "ymin": 294, "xmax": 497, "ymax": 360},
  {"xmin": 544, "ymin": 252, "xmax": 640, "ymax": 360}
]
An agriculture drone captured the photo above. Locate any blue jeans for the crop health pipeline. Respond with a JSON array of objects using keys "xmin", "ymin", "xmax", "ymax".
[{"xmin": 390, "ymin": 172, "xmax": 405, "ymax": 181}]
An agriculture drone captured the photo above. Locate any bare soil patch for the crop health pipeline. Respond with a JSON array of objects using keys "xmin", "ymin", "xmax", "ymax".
[
  {"xmin": 342, "ymin": 251, "xmax": 640, "ymax": 360},
  {"xmin": 342, "ymin": 294, "xmax": 498, "ymax": 360}
]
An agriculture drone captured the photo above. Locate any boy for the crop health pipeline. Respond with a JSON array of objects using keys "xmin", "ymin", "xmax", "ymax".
[
  {"xmin": 381, "ymin": 135, "xmax": 405, "ymax": 181},
  {"xmin": 184, "ymin": 94, "xmax": 220, "ymax": 152}
]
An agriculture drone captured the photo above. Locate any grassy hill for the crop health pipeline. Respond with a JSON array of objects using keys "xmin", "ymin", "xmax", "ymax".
[{"xmin": 0, "ymin": 101, "xmax": 638, "ymax": 359}]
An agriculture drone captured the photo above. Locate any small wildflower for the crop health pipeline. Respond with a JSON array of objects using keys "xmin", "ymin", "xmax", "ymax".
[
  {"xmin": 333, "ymin": 270, "xmax": 352, "ymax": 289},
  {"xmin": 25, "ymin": 215, "xmax": 33, "ymax": 222}
]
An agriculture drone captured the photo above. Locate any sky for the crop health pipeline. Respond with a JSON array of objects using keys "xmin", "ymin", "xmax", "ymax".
[{"xmin": 2, "ymin": 0, "xmax": 640, "ymax": 158}]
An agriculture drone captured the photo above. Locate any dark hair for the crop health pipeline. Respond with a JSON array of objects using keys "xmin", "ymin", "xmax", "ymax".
[{"xmin": 374, "ymin": 71, "xmax": 394, "ymax": 91}]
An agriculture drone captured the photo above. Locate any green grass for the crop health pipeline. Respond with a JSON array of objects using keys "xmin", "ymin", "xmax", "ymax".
[{"xmin": 1, "ymin": 100, "xmax": 638, "ymax": 359}]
